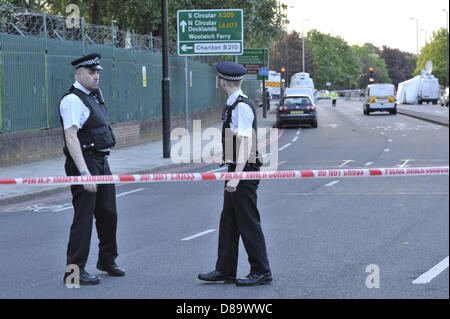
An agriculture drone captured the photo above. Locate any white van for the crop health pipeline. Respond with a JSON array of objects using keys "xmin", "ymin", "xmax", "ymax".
[
  {"xmin": 284, "ymin": 87, "xmax": 316, "ymax": 105},
  {"xmin": 364, "ymin": 83, "xmax": 397, "ymax": 115},
  {"xmin": 419, "ymin": 75, "xmax": 439, "ymax": 105},
  {"xmin": 290, "ymin": 72, "xmax": 315, "ymax": 90}
]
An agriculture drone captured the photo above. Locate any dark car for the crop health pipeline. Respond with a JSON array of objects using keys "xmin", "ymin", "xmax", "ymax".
[{"xmin": 276, "ymin": 94, "xmax": 317, "ymax": 128}]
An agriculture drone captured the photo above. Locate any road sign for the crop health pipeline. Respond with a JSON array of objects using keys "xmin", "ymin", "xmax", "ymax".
[
  {"xmin": 177, "ymin": 9, "xmax": 243, "ymax": 56},
  {"xmin": 259, "ymin": 68, "xmax": 269, "ymax": 76},
  {"xmin": 238, "ymin": 48, "xmax": 269, "ymax": 80},
  {"xmin": 238, "ymin": 48, "xmax": 269, "ymax": 74}
]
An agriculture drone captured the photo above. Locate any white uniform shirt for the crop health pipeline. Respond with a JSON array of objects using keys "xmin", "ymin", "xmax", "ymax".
[
  {"xmin": 226, "ymin": 89, "xmax": 254, "ymax": 138},
  {"xmin": 59, "ymin": 81, "xmax": 91, "ymax": 130}
]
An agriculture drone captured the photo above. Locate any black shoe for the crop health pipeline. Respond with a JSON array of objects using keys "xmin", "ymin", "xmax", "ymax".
[
  {"xmin": 236, "ymin": 272, "xmax": 272, "ymax": 286},
  {"xmin": 97, "ymin": 263, "xmax": 126, "ymax": 277},
  {"xmin": 64, "ymin": 268, "xmax": 100, "ymax": 285},
  {"xmin": 198, "ymin": 270, "xmax": 236, "ymax": 283}
]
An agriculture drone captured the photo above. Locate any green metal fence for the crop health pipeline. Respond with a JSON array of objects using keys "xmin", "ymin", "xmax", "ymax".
[
  {"xmin": 0, "ymin": 34, "xmax": 261, "ymax": 133},
  {"xmin": 0, "ymin": 8, "xmax": 261, "ymax": 133}
]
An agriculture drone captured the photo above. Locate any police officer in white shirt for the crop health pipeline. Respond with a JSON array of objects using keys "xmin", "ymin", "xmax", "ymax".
[
  {"xmin": 60, "ymin": 53, "xmax": 124, "ymax": 285},
  {"xmin": 198, "ymin": 62, "xmax": 272, "ymax": 286}
]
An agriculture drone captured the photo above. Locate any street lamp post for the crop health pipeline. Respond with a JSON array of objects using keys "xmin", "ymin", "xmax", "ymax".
[
  {"xmin": 410, "ymin": 17, "xmax": 419, "ymax": 55},
  {"xmin": 444, "ymin": 9, "xmax": 449, "ymax": 87},
  {"xmin": 302, "ymin": 19, "xmax": 309, "ymax": 73}
]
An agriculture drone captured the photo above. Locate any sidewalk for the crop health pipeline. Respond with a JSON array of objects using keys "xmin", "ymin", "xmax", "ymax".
[
  {"xmin": 397, "ymin": 103, "xmax": 449, "ymax": 127},
  {"xmin": 0, "ymin": 104, "xmax": 277, "ymax": 205}
]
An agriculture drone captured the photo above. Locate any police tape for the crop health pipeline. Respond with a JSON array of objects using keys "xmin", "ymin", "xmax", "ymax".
[{"xmin": 0, "ymin": 167, "xmax": 448, "ymax": 186}]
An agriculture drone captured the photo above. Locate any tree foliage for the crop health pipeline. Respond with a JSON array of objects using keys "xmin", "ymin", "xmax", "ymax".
[
  {"xmin": 379, "ymin": 46, "xmax": 416, "ymax": 87},
  {"xmin": 305, "ymin": 30, "xmax": 362, "ymax": 90},
  {"xmin": 415, "ymin": 27, "xmax": 448, "ymax": 86},
  {"xmin": 13, "ymin": 0, "xmax": 287, "ymax": 49}
]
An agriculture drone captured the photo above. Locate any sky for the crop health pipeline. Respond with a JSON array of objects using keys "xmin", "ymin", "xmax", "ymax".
[{"xmin": 284, "ymin": 0, "xmax": 449, "ymax": 54}]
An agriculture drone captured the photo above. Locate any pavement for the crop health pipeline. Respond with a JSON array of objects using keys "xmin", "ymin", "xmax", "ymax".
[
  {"xmin": 0, "ymin": 99, "xmax": 448, "ymax": 205},
  {"xmin": 0, "ymin": 103, "xmax": 277, "ymax": 205}
]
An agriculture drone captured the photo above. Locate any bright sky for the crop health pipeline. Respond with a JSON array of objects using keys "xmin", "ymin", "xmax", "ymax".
[{"xmin": 285, "ymin": 0, "xmax": 449, "ymax": 54}]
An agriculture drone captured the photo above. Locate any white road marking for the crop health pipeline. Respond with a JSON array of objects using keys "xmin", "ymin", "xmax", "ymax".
[
  {"xmin": 384, "ymin": 148, "xmax": 390, "ymax": 152},
  {"xmin": 296, "ymin": 130, "xmax": 301, "ymax": 136},
  {"xmin": 205, "ymin": 167, "xmax": 227, "ymax": 173},
  {"xmin": 388, "ymin": 139, "xmax": 393, "ymax": 142},
  {"xmin": 181, "ymin": 229, "xmax": 216, "ymax": 241},
  {"xmin": 412, "ymin": 256, "xmax": 449, "ymax": 284},
  {"xmin": 53, "ymin": 205, "xmax": 75, "ymax": 212},
  {"xmin": 339, "ymin": 160, "xmax": 354, "ymax": 168},
  {"xmin": 55, "ymin": 188, "xmax": 146, "ymax": 211},
  {"xmin": 324, "ymin": 180, "xmax": 340, "ymax": 187},
  {"xmin": 398, "ymin": 159, "xmax": 414, "ymax": 168},
  {"xmin": 364, "ymin": 161, "xmax": 374, "ymax": 166},
  {"xmin": 116, "ymin": 188, "xmax": 145, "ymax": 198},
  {"xmin": 292, "ymin": 136, "xmax": 298, "ymax": 142},
  {"xmin": 278, "ymin": 143, "xmax": 291, "ymax": 151}
]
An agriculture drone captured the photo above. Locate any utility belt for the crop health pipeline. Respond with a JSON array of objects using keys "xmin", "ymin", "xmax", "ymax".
[
  {"xmin": 63, "ymin": 145, "xmax": 110, "ymax": 158},
  {"xmin": 220, "ymin": 160, "xmax": 261, "ymax": 170}
]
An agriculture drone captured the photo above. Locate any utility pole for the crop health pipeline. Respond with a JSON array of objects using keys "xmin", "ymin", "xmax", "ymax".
[
  {"xmin": 161, "ymin": 0, "xmax": 170, "ymax": 158},
  {"xmin": 444, "ymin": 9, "xmax": 449, "ymax": 87}
]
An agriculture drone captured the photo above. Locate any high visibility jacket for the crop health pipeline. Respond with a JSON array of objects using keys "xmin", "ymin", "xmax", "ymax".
[{"xmin": 330, "ymin": 91, "xmax": 338, "ymax": 100}]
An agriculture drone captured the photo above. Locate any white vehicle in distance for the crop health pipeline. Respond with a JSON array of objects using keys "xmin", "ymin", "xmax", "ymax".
[{"xmin": 363, "ymin": 83, "xmax": 397, "ymax": 115}]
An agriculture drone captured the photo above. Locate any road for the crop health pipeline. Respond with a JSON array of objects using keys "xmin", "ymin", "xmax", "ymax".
[{"xmin": 0, "ymin": 99, "xmax": 448, "ymax": 299}]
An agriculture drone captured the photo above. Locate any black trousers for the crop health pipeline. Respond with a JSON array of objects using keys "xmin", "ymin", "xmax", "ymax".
[
  {"xmin": 64, "ymin": 153, "xmax": 118, "ymax": 268},
  {"xmin": 215, "ymin": 165, "xmax": 271, "ymax": 275}
]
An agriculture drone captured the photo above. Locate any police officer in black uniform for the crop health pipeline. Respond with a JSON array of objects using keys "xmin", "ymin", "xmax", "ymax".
[
  {"xmin": 198, "ymin": 62, "xmax": 272, "ymax": 286},
  {"xmin": 60, "ymin": 53, "xmax": 125, "ymax": 285}
]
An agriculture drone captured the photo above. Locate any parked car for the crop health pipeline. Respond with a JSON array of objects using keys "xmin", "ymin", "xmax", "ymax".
[
  {"xmin": 276, "ymin": 94, "xmax": 317, "ymax": 128},
  {"xmin": 439, "ymin": 87, "xmax": 449, "ymax": 107},
  {"xmin": 363, "ymin": 83, "xmax": 397, "ymax": 115}
]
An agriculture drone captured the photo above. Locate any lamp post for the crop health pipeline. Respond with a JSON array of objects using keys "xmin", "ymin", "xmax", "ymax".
[
  {"xmin": 302, "ymin": 18, "xmax": 309, "ymax": 73},
  {"xmin": 444, "ymin": 9, "xmax": 449, "ymax": 87},
  {"xmin": 410, "ymin": 17, "xmax": 419, "ymax": 55}
]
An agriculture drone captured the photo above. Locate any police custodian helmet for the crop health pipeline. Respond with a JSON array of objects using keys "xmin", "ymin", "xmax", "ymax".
[
  {"xmin": 71, "ymin": 53, "xmax": 104, "ymax": 70},
  {"xmin": 216, "ymin": 62, "xmax": 247, "ymax": 81}
]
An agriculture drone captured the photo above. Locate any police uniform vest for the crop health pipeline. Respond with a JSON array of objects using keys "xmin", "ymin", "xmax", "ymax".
[
  {"xmin": 222, "ymin": 96, "xmax": 262, "ymax": 167},
  {"xmin": 60, "ymin": 86, "xmax": 116, "ymax": 155}
]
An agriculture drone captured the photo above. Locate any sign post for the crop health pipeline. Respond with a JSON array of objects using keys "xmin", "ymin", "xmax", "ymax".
[
  {"xmin": 238, "ymin": 48, "xmax": 269, "ymax": 118},
  {"xmin": 177, "ymin": 9, "xmax": 243, "ymax": 56}
]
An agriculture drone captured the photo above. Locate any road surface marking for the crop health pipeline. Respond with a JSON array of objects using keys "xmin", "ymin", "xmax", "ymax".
[
  {"xmin": 412, "ymin": 256, "xmax": 449, "ymax": 284},
  {"xmin": 398, "ymin": 159, "xmax": 414, "ymax": 168},
  {"xmin": 384, "ymin": 148, "xmax": 390, "ymax": 152},
  {"xmin": 339, "ymin": 160, "xmax": 354, "ymax": 168},
  {"xmin": 388, "ymin": 139, "xmax": 393, "ymax": 142},
  {"xmin": 364, "ymin": 161, "xmax": 374, "ymax": 166},
  {"xmin": 55, "ymin": 188, "xmax": 146, "ymax": 211},
  {"xmin": 205, "ymin": 167, "xmax": 227, "ymax": 173},
  {"xmin": 296, "ymin": 130, "xmax": 301, "ymax": 136},
  {"xmin": 324, "ymin": 180, "xmax": 340, "ymax": 187},
  {"xmin": 116, "ymin": 188, "xmax": 145, "ymax": 198},
  {"xmin": 278, "ymin": 143, "xmax": 291, "ymax": 151},
  {"xmin": 292, "ymin": 136, "xmax": 298, "ymax": 142},
  {"xmin": 181, "ymin": 229, "xmax": 215, "ymax": 241}
]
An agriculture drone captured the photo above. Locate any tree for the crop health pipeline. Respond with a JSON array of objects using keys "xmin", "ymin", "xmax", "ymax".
[
  {"xmin": 415, "ymin": 27, "xmax": 448, "ymax": 86},
  {"xmin": 380, "ymin": 46, "xmax": 416, "ymax": 87},
  {"xmin": 270, "ymin": 30, "xmax": 314, "ymax": 79},
  {"xmin": 307, "ymin": 30, "xmax": 362, "ymax": 89},
  {"xmin": 352, "ymin": 43, "xmax": 391, "ymax": 87},
  {"xmin": 30, "ymin": 0, "xmax": 287, "ymax": 49}
]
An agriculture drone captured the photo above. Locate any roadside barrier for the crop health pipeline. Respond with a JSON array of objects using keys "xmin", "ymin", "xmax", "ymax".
[{"xmin": 0, "ymin": 167, "xmax": 448, "ymax": 185}]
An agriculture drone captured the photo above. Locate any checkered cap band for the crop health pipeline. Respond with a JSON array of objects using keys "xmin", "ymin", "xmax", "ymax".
[
  {"xmin": 218, "ymin": 73, "xmax": 244, "ymax": 81},
  {"xmin": 74, "ymin": 57, "xmax": 101, "ymax": 69}
]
